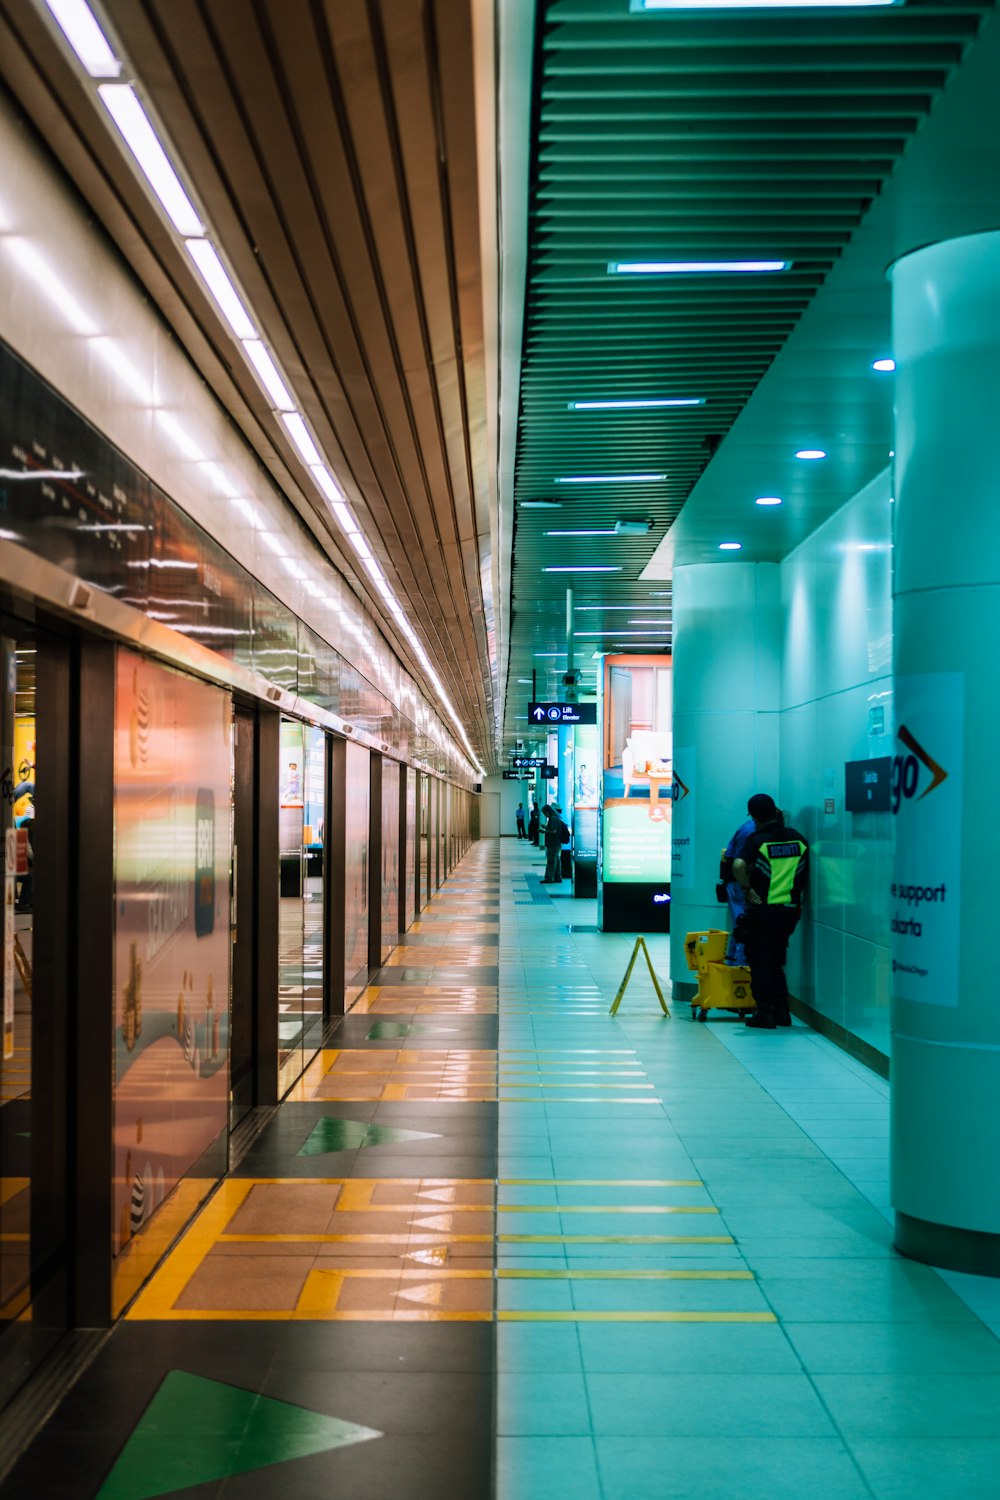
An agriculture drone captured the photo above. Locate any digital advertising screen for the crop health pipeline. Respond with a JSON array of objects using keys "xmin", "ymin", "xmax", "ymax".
[{"xmin": 600, "ymin": 655, "xmax": 673, "ymax": 885}]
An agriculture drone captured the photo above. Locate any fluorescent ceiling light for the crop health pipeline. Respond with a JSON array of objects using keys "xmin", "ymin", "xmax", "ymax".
[
  {"xmin": 872, "ymin": 358, "xmax": 896, "ymax": 372},
  {"xmin": 756, "ymin": 496, "xmax": 782, "ymax": 506},
  {"xmin": 280, "ymin": 412, "xmax": 323, "ymax": 468},
  {"xmin": 610, "ymin": 260, "xmax": 789, "ymax": 275},
  {"xmin": 309, "ymin": 465, "xmax": 343, "ymax": 505},
  {"xmin": 648, "ymin": 590, "xmax": 672, "ymax": 596},
  {"xmin": 635, "ymin": 0, "xmax": 900, "ymax": 8},
  {"xmin": 331, "ymin": 500, "xmax": 359, "ymax": 535},
  {"xmin": 629, "ymin": 618, "xmax": 675, "ymax": 625},
  {"xmin": 98, "ymin": 86, "xmax": 203, "ymax": 236},
  {"xmin": 242, "ymin": 339, "xmax": 294, "ymax": 409},
  {"xmin": 576, "ymin": 605, "xmax": 669, "ymax": 612},
  {"xmin": 796, "ymin": 449, "xmax": 826, "ymax": 461},
  {"xmin": 185, "ymin": 239, "xmax": 255, "ymax": 340},
  {"xmin": 556, "ymin": 474, "xmax": 665, "ymax": 484},
  {"xmin": 546, "ymin": 529, "xmax": 616, "ymax": 537},
  {"xmin": 719, "ymin": 542, "xmax": 743, "ymax": 551},
  {"xmin": 544, "ymin": 566, "xmax": 622, "ymax": 573},
  {"xmin": 534, "ymin": 652, "xmax": 564, "ymax": 657},
  {"xmin": 517, "ymin": 679, "xmax": 532, "ymax": 684},
  {"xmin": 575, "ymin": 630, "xmax": 670, "ymax": 637},
  {"xmin": 568, "ymin": 397, "xmax": 704, "ymax": 411},
  {"xmin": 43, "ymin": 0, "xmax": 121, "ymax": 77},
  {"xmin": 519, "ymin": 501, "xmax": 562, "ymax": 509}
]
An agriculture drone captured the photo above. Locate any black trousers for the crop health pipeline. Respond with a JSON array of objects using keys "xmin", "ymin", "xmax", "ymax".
[{"xmin": 744, "ymin": 905, "xmax": 800, "ymax": 1021}]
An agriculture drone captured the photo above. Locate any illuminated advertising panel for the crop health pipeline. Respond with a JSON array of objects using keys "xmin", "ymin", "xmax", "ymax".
[
  {"xmin": 112, "ymin": 649, "xmax": 232, "ymax": 1257},
  {"xmin": 601, "ymin": 655, "xmax": 673, "ymax": 883}
]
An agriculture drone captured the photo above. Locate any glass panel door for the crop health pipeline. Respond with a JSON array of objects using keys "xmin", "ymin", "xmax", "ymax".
[
  {"xmin": 1, "ymin": 632, "xmax": 38, "ymax": 1360},
  {"xmin": 302, "ymin": 725, "xmax": 326, "ymax": 1060},
  {"xmin": 278, "ymin": 718, "xmax": 305, "ymax": 1095}
]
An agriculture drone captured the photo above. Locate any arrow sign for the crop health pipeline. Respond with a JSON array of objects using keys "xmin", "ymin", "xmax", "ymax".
[{"xmin": 528, "ymin": 701, "xmax": 597, "ymax": 726}]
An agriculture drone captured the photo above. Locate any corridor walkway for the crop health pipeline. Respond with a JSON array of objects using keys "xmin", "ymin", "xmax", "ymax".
[
  {"xmin": 495, "ymin": 839, "xmax": 1000, "ymax": 1500},
  {"xmin": 6, "ymin": 838, "xmax": 1000, "ymax": 1499}
]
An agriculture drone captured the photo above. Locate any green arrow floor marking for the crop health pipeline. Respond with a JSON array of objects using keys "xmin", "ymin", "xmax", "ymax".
[
  {"xmin": 299, "ymin": 1117, "xmax": 443, "ymax": 1155},
  {"xmin": 367, "ymin": 1021, "xmax": 410, "ymax": 1039},
  {"xmin": 97, "ymin": 1370, "xmax": 381, "ymax": 1499}
]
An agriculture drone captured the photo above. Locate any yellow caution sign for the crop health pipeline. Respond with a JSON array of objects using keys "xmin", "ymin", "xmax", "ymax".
[{"xmin": 609, "ymin": 937, "xmax": 670, "ymax": 1018}]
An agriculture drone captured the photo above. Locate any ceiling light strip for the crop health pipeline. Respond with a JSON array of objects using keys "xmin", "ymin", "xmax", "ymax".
[{"xmin": 41, "ymin": 0, "xmax": 484, "ymax": 778}]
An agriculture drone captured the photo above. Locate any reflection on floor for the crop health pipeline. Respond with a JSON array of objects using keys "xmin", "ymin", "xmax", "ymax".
[
  {"xmin": 12, "ymin": 838, "xmax": 1000, "ymax": 1500},
  {"xmin": 128, "ymin": 1177, "xmax": 496, "ymax": 1321},
  {"xmin": 290, "ymin": 1048, "xmax": 498, "ymax": 1103},
  {"xmin": 4, "ymin": 840, "xmax": 500, "ymax": 1500}
]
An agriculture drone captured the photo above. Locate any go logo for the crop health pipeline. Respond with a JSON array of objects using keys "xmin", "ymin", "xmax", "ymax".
[
  {"xmin": 670, "ymin": 772, "xmax": 690, "ymax": 804},
  {"xmin": 891, "ymin": 725, "xmax": 948, "ymax": 814}
]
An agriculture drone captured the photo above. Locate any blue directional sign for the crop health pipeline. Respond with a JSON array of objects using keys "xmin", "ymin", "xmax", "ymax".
[
  {"xmin": 510, "ymin": 756, "xmax": 545, "ymax": 769},
  {"xmin": 528, "ymin": 701, "xmax": 596, "ymax": 726}
]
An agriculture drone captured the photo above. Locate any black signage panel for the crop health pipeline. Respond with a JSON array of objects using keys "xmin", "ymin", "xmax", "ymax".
[
  {"xmin": 503, "ymin": 770, "xmax": 533, "ymax": 780},
  {"xmin": 528, "ymin": 701, "xmax": 596, "ymax": 726},
  {"xmin": 845, "ymin": 756, "xmax": 892, "ymax": 812}
]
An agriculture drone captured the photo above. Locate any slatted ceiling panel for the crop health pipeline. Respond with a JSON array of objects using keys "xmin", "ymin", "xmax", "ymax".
[
  {"xmin": 503, "ymin": 0, "xmax": 992, "ymax": 754},
  {"xmin": 0, "ymin": 0, "xmax": 495, "ymax": 766}
]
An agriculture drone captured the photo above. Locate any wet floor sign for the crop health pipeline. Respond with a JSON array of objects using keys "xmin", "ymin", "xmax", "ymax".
[{"xmin": 609, "ymin": 937, "xmax": 670, "ymax": 1017}]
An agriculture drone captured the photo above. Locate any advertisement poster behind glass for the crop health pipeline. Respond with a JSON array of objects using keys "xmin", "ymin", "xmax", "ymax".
[
  {"xmin": 598, "ymin": 654, "xmax": 673, "ymax": 930},
  {"xmin": 112, "ymin": 649, "xmax": 231, "ymax": 1255}
]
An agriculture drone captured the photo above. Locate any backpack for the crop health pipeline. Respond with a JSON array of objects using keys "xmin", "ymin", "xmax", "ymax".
[{"xmin": 560, "ymin": 818, "xmax": 571, "ymax": 846}]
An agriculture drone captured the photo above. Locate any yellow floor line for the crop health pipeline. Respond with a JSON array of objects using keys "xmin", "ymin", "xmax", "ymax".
[
  {"xmin": 500, "ymin": 1234, "xmax": 734, "ymax": 1245},
  {"xmin": 218, "ymin": 1233, "xmax": 493, "ymax": 1244},
  {"xmin": 497, "ymin": 1269, "xmax": 753, "ymax": 1280},
  {"xmin": 498, "ymin": 1205, "xmax": 718, "ymax": 1215},
  {"xmin": 498, "ymin": 1311, "xmax": 776, "ymax": 1324},
  {"xmin": 127, "ymin": 1178, "xmax": 256, "ymax": 1319},
  {"xmin": 499, "ymin": 1098, "xmax": 662, "ymax": 1104},
  {"xmin": 498, "ymin": 1180, "xmax": 702, "ymax": 1187}
]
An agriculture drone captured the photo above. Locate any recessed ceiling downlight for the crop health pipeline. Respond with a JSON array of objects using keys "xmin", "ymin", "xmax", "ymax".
[
  {"xmin": 755, "ymin": 496, "xmax": 782, "ymax": 507},
  {"xmin": 873, "ymin": 358, "xmax": 896, "ymax": 372},
  {"xmin": 795, "ymin": 450, "xmax": 826, "ymax": 461},
  {"xmin": 719, "ymin": 542, "xmax": 743, "ymax": 551}
]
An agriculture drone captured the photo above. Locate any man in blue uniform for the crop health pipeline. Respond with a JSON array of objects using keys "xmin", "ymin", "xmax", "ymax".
[
  {"xmin": 722, "ymin": 814, "xmax": 756, "ymax": 965},
  {"xmin": 733, "ymin": 794, "xmax": 809, "ymax": 1030}
]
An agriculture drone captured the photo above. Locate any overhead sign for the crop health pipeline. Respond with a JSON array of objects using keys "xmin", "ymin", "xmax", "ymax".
[
  {"xmin": 503, "ymin": 771, "xmax": 533, "ymax": 780},
  {"xmin": 528, "ymin": 701, "xmax": 596, "ymax": 726},
  {"xmin": 510, "ymin": 756, "xmax": 545, "ymax": 769}
]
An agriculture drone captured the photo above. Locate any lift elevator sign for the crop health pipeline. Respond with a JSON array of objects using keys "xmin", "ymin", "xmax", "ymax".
[
  {"xmin": 890, "ymin": 672, "xmax": 964, "ymax": 1009},
  {"xmin": 528, "ymin": 702, "xmax": 597, "ymax": 725}
]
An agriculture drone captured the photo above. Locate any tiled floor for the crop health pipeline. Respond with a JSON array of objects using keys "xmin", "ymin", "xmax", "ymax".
[
  {"xmin": 494, "ymin": 840, "xmax": 1000, "ymax": 1500},
  {"xmin": 8, "ymin": 836, "xmax": 1000, "ymax": 1498}
]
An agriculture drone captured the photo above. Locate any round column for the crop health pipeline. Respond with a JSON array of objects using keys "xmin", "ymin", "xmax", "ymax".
[
  {"xmin": 890, "ymin": 231, "xmax": 1000, "ymax": 1274},
  {"xmin": 669, "ymin": 561, "xmax": 781, "ymax": 999}
]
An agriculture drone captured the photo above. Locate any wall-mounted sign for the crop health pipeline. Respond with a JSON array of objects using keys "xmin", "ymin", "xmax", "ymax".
[
  {"xmin": 845, "ymin": 756, "xmax": 891, "ymax": 812},
  {"xmin": 510, "ymin": 756, "xmax": 545, "ymax": 769},
  {"xmin": 891, "ymin": 673, "xmax": 963, "ymax": 1009},
  {"xmin": 528, "ymin": 701, "xmax": 597, "ymax": 726}
]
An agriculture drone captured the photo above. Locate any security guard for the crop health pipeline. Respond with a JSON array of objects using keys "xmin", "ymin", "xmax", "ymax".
[{"xmin": 732, "ymin": 793, "xmax": 809, "ymax": 1030}]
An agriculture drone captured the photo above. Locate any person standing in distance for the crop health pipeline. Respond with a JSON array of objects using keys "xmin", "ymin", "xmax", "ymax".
[
  {"xmin": 732, "ymin": 794, "xmax": 809, "ymax": 1029},
  {"xmin": 541, "ymin": 803, "xmax": 565, "ymax": 884},
  {"xmin": 515, "ymin": 802, "xmax": 526, "ymax": 839},
  {"xmin": 527, "ymin": 801, "xmax": 540, "ymax": 846}
]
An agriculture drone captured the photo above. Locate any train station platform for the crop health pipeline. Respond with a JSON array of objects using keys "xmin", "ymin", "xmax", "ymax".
[{"xmin": 6, "ymin": 838, "xmax": 1000, "ymax": 1500}]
